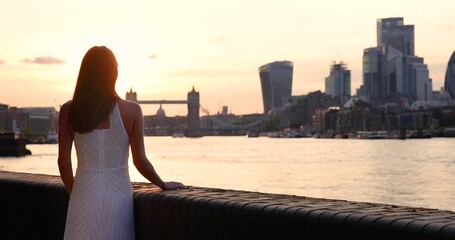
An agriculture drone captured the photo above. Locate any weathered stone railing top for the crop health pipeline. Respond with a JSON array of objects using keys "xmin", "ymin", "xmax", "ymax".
[{"xmin": 1, "ymin": 170, "xmax": 455, "ymax": 239}]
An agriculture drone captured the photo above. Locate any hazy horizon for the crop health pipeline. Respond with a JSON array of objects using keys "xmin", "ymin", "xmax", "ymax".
[{"xmin": 1, "ymin": 0, "xmax": 454, "ymax": 116}]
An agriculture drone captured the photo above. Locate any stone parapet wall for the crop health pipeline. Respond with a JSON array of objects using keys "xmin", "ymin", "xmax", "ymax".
[{"xmin": 1, "ymin": 171, "xmax": 455, "ymax": 239}]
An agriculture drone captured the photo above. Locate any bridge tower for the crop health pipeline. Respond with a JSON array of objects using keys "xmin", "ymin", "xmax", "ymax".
[
  {"xmin": 187, "ymin": 86, "xmax": 201, "ymax": 137},
  {"xmin": 126, "ymin": 87, "xmax": 137, "ymax": 102}
]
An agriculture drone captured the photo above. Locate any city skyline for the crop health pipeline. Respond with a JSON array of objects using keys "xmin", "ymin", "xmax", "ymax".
[{"xmin": 0, "ymin": 0, "xmax": 454, "ymax": 116}]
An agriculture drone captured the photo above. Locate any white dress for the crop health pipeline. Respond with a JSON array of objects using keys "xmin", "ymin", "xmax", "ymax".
[{"xmin": 64, "ymin": 103, "xmax": 135, "ymax": 240}]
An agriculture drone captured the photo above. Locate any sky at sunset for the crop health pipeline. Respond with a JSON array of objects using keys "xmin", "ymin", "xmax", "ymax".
[{"xmin": 1, "ymin": 0, "xmax": 454, "ymax": 116}]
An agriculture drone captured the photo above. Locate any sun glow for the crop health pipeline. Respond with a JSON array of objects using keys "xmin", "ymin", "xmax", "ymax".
[{"xmin": 1, "ymin": 0, "xmax": 454, "ymax": 115}]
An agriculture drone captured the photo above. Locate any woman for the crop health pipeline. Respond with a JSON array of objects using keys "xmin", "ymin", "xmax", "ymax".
[{"xmin": 58, "ymin": 46, "xmax": 186, "ymax": 240}]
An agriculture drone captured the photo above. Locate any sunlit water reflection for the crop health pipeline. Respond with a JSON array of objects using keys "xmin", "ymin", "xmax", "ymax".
[{"xmin": 1, "ymin": 136, "xmax": 454, "ymax": 211}]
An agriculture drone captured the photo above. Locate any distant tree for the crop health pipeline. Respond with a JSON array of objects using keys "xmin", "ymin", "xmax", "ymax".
[
  {"xmin": 22, "ymin": 128, "xmax": 36, "ymax": 139},
  {"xmin": 263, "ymin": 114, "xmax": 280, "ymax": 131},
  {"xmin": 436, "ymin": 109, "xmax": 455, "ymax": 127},
  {"xmin": 233, "ymin": 118, "xmax": 256, "ymax": 126},
  {"xmin": 432, "ymin": 109, "xmax": 442, "ymax": 121}
]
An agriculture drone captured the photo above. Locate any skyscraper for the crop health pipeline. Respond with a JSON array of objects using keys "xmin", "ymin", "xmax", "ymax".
[
  {"xmin": 258, "ymin": 61, "xmax": 293, "ymax": 113},
  {"xmin": 444, "ymin": 51, "xmax": 455, "ymax": 99},
  {"xmin": 407, "ymin": 56, "xmax": 432, "ymax": 101},
  {"xmin": 377, "ymin": 17, "xmax": 414, "ymax": 56},
  {"xmin": 362, "ymin": 47, "xmax": 384, "ymax": 104},
  {"xmin": 359, "ymin": 17, "xmax": 432, "ymax": 105},
  {"xmin": 325, "ymin": 62, "xmax": 351, "ymax": 100}
]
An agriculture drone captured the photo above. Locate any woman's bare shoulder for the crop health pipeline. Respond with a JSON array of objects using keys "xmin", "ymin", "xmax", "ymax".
[
  {"xmin": 117, "ymin": 98, "xmax": 142, "ymax": 116},
  {"xmin": 58, "ymin": 101, "xmax": 74, "ymax": 136},
  {"xmin": 117, "ymin": 99, "xmax": 142, "ymax": 136},
  {"xmin": 60, "ymin": 100, "xmax": 72, "ymax": 114}
]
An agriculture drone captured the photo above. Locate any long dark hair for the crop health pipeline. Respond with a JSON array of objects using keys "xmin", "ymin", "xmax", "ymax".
[{"xmin": 69, "ymin": 46, "xmax": 118, "ymax": 133}]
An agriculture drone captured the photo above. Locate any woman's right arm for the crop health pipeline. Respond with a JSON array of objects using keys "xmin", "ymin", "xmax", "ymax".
[{"xmin": 128, "ymin": 102, "xmax": 186, "ymax": 190}]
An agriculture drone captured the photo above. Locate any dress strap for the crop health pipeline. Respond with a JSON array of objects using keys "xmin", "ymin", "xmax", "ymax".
[{"xmin": 111, "ymin": 102, "xmax": 128, "ymax": 137}]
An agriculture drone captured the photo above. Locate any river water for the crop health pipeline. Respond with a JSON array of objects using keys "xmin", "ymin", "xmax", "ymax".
[{"xmin": 1, "ymin": 136, "xmax": 454, "ymax": 211}]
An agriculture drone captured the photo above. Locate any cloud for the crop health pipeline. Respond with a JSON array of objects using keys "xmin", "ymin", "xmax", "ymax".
[
  {"xmin": 0, "ymin": 59, "xmax": 4, "ymax": 65},
  {"xmin": 149, "ymin": 53, "xmax": 157, "ymax": 60},
  {"xmin": 21, "ymin": 56, "xmax": 65, "ymax": 65}
]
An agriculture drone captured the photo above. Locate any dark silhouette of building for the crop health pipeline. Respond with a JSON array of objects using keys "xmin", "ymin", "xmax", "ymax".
[
  {"xmin": 377, "ymin": 17, "xmax": 414, "ymax": 56},
  {"xmin": 0, "ymin": 104, "xmax": 13, "ymax": 132},
  {"xmin": 258, "ymin": 61, "xmax": 293, "ymax": 113},
  {"xmin": 18, "ymin": 107, "xmax": 58, "ymax": 135},
  {"xmin": 126, "ymin": 87, "xmax": 137, "ymax": 101},
  {"xmin": 280, "ymin": 90, "xmax": 339, "ymax": 129},
  {"xmin": 361, "ymin": 46, "xmax": 383, "ymax": 105},
  {"xmin": 187, "ymin": 87, "xmax": 201, "ymax": 137},
  {"xmin": 313, "ymin": 107, "xmax": 340, "ymax": 136},
  {"xmin": 359, "ymin": 17, "xmax": 432, "ymax": 105},
  {"xmin": 444, "ymin": 51, "xmax": 455, "ymax": 99},
  {"xmin": 125, "ymin": 87, "xmax": 201, "ymax": 137}
]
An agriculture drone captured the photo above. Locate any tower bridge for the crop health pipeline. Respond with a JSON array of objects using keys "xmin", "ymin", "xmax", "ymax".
[
  {"xmin": 136, "ymin": 100, "xmax": 187, "ymax": 104},
  {"xmin": 126, "ymin": 87, "xmax": 201, "ymax": 137},
  {"xmin": 125, "ymin": 87, "xmax": 267, "ymax": 136}
]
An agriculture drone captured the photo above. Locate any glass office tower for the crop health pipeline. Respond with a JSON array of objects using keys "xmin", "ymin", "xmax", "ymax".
[
  {"xmin": 377, "ymin": 17, "xmax": 414, "ymax": 56},
  {"xmin": 445, "ymin": 51, "xmax": 455, "ymax": 99},
  {"xmin": 259, "ymin": 61, "xmax": 293, "ymax": 113},
  {"xmin": 325, "ymin": 62, "xmax": 351, "ymax": 98}
]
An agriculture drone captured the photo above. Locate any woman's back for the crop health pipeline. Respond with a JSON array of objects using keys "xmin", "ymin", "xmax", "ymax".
[
  {"xmin": 74, "ymin": 102, "xmax": 129, "ymax": 170},
  {"xmin": 64, "ymin": 102, "xmax": 135, "ymax": 240}
]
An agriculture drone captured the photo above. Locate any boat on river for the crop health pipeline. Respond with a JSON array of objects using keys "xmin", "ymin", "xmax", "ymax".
[
  {"xmin": 0, "ymin": 132, "xmax": 31, "ymax": 156},
  {"xmin": 356, "ymin": 131, "xmax": 387, "ymax": 139},
  {"xmin": 172, "ymin": 132, "xmax": 185, "ymax": 138}
]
